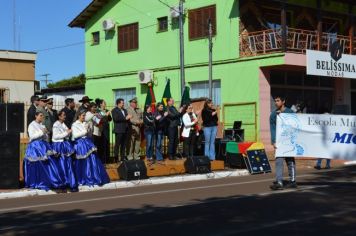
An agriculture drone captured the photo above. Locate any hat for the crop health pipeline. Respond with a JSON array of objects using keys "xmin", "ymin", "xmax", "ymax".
[
  {"xmin": 39, "ymin": 95, "xmax": 50, "ymax": 102},
  {"xmin": 65, "ymin": 98, "xmax": 74, "ymax": 104},
  {"xmin": 79, "ymin": 96, "xmax": 93, "ymax": 103},
  {"xmin": 129, "ymin": 97, "xmax": 138, "ymax": 103},
  {"xmin": 47, "ymin": 98, "xmax": 54, "ymax": 105}
]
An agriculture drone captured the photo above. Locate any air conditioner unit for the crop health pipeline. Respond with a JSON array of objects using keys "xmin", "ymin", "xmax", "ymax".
[
  {"xmin": 170, "ymin": 6, "xmax": 180, "ymax": 18},
  {"xmin": 138, "ymin": 70, "xmax": 153, "ymax": 84},
  {"xmin": 102, "ymin": 19, "xmax": 115, "ymax": 31}
]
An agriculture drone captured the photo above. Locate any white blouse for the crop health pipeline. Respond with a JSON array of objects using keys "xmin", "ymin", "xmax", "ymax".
[
  {"xmin": 85, "ymin": 112, "xmax": 101, "ymax": 137},
  {"xmin": 182, "ymin": 113, "xmax": 198, "ymax": 138},
  {"xmin": 52, "ymin": 121, "xmax": 70, "ymax": 142},
  {"xmin": 28, "ymin": 121, "xmax": 47, "ymax": 142},
  {"xmin": 71, "ymin": 120, "xmax": 88, "ymax": 141}
]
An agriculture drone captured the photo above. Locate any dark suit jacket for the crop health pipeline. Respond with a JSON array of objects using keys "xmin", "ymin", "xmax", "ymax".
[
  {"xmin": 48, "ymin": 109, "xmax": 58, "ymax": 125},
  {"xmin": 27, "ymin": 104, "xmax": 37, "ymax": 127},
  {"xmin": 167, "ymin": 105, "xmax": 182, "ymax": 128},
  {"xmin": 112, "ymin": 107, "xmax": 129, "ymax": 134},
  {"xmin": 63, "ymin": 106, "xmax": 76, "ymax": 128}
]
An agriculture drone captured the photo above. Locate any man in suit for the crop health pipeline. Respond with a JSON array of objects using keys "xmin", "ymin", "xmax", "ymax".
[
  {"xmin": 27, "ymin": 95, "xmax": 39, "ymax": 127},
  {"xmin": 126, "ymin": 97, "xmax": 143, "ymax": 160},
  {"xmin": 166, "ymin": 98, "xmax": 183, "ymax": 160},
  {"xmin": 112, "ymin": 98, "xmax": 132, "ymax": 163},
  {"xmin": 62, "ymin": 98, "xmax": 76, "ymax": 128}
]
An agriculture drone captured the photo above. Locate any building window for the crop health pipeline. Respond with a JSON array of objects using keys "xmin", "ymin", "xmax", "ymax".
[
  {"xmin": 118, "ymin": 23, "xmax": 139, "ymax": 52},
  {"xmin": 0, "ymin": 88, "xmax": 9, "ymax": 103},
  {"xmin": 157, "ymin": 17, "xmax": 168, "ymax": 32},
  {"xmin": 92, "ymin": 32, "xmax": 100, "ymax": 45},
  {"xmin": 188, "ymin": 5, "xmax": 216, "ymax": 40},
  {"xmin": 190, "ymin": 80, "xmax": 221, "ymax": 105},
  {"xmin": 114, "ymin": 88, "xmax": 136, "ymax": 107}
]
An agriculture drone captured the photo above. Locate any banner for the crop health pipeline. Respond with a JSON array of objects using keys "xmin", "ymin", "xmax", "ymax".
[{"xmin": 276, "ymin": 113, "xmax": 356, "ymax": 160}]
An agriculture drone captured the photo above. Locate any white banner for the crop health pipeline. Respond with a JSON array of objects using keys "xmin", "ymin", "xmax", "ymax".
[
  {"xmin": 276, "ymin": 113, "xmax": 356, "ymax": 160},
  {"xmin": 306, "ymin": 49, "xmax": 356, "ymax": 79}
]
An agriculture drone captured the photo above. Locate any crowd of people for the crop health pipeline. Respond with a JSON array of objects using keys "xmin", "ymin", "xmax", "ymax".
[{"xmin": 25, "ymin": 94, "xmax": 219, "ymax": 190}]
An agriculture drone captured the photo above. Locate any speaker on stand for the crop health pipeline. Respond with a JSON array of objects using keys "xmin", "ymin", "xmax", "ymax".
[{"xmin": 0, "ymin": 132, "xmax": 20, "ymax": 188}]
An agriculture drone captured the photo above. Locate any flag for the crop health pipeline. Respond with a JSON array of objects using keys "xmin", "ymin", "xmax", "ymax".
[
  {"xmin": 161, "ymin": 79, "xmax": 171, "ymax": 107},
  {"xmin": 145, "ymin": 82, "xmax": 156, "ymax": 112},
  {"xmin": 180, "ymin": 86, "xmax": 191, "ymax": 107}
]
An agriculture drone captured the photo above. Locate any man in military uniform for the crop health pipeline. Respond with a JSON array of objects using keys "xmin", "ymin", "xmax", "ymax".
[
  {"xmin": 126, "ymin": 97, "xmax": 143, "ymax": 160},
  {"xmin": 36, "ymin": 95, "xmax": 52, "ymax": 141}
]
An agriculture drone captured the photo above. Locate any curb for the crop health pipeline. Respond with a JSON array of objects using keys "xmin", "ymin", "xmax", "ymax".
[{"xmin": 0, "ymin": 169, "xmax": 250, "ymax": 200}]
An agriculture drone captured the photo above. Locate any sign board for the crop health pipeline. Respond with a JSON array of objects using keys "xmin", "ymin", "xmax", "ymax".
[
  {"xmin": 306, "ymin": 46, "xmax": 356, "ymax": 79},
  {"xmin": 276, "ymin": 113, "xmax": 356, "ymax": 160}
]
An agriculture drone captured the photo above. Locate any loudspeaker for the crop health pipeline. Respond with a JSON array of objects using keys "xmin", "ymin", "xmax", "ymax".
[
  {"xmin": 0, "ymin": 104, "xmax": 5, "ymax": 132},
  {"xmin": 245, "ymin": 149, "xmax": 272, "ymax": 174},
  {"xmin": 7, "ymin": 103, "xmax": 24, "ymax": 133},
  {"xmin": 0, "ymin": 132, "xmax": 20, "ymax": 188},
  {"xmin": 0, "ymin": 103, "xmax": 24, "ymax": 133},
  {"xmin": 185, "ymin": 156, "xmax": 211, "ymax": 174},
  {"xmin": 118, "ymin": 160, "xmax": 148, "ymax": 181},
  {"xmin": 226, "ymin": 153, "xmax": 246, "ymax": 168}
]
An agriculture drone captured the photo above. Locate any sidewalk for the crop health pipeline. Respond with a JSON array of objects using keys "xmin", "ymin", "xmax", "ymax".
[{"xmin": 0, "ymin": 169, "xmax": 250, "ymax": 200}]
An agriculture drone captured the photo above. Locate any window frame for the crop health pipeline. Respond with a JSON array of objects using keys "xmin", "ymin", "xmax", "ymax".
[
  {"xmin": 117, "ymin": 22, "xmax": 139, "ymax": 52},
  {"xmin": 188, "ymin": 5, "xmax": 217, "ymax": 41},
  {"xmin": 91, "ymin": 31, "xmax": 100, "ymax": 46},
  {"xmin": 113, "ymin": 87, "xmax": 137, "ymax": 107},
  {"xmin": 157, "ymin": 16, "xmax": 168, "ymax": 33},
  {"xmin": 189, "ymin": 80, "xmax": 221, "ymax": 105}
]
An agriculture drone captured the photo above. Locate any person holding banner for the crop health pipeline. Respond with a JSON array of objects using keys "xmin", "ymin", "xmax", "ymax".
[{"xmin": 269, "ymin": 95, "xmax": 297, "ymax": 190}]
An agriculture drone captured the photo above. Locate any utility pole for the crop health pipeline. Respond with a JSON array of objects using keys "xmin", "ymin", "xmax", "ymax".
[
  {"xmin": 40, "ymin": 74, "xmax": 52, "ymax": 88},
  {"xmin": 179, "ymin": 0, "xmax": 185, "ymax": 96},
  {"xmin": 13, "ymin": 0, "xmax": 16, "ymax": 50},
  {"xmin": 208, "ymin": 18, "xmax": 213, "ymax": 100}
]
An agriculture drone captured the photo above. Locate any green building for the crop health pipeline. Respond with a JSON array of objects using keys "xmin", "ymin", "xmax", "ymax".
[{"xmin": 70, "ymin": 0, "xmax": 356, "ymax": 149}]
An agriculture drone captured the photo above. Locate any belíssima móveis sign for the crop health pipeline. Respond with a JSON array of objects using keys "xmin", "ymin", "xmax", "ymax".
[
  {"xmin": 306, "ymin": 42, "xmax": 356, "ymax": 79},
  {"xmin": 276, "ymin": 113, "xmax": 356, "ymax": 160}
]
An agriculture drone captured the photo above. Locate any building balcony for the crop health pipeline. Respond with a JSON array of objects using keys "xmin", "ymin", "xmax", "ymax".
[{"xmin": 239, "ymin": 27, "xmax": 355, "ymax": 58}]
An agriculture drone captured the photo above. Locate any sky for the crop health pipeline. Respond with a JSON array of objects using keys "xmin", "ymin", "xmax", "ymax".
[{"xmin": 0, "ymin": 0, "xmax": 91, "ymax": 86}]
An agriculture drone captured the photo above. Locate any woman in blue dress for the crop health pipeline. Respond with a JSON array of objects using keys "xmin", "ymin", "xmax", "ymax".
[
  {"xmin": 24, "ymin": 111, "xmax": 63, "ymax": 190},
  {"xmin": 72, "ymin": 110, "xmax": 110, "ymax": 186},
  {"xmin": 52, "ymin": 109, "xmax": 78, "ymax": 191}
]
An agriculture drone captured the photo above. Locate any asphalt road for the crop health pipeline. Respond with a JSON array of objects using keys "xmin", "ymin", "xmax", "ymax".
[{"xmin": 0, "ymin": 166, "xmax": 356, "ymax": 236}]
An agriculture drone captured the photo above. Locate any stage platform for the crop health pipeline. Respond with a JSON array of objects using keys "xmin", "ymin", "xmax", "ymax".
[{"xmin": 105, "ymin": 159, "xmax": 225, "ymax": 181}]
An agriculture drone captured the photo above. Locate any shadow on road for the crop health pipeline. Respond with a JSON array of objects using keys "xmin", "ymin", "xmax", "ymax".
[{"xmin": 1, "ymin": 166, "xmax": 356, "ymax": 236}]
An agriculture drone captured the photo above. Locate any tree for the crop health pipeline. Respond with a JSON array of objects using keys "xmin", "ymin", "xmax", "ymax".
[{"xmin": 47, "ymin": 73, "xmax": 86, "ymax": 88}]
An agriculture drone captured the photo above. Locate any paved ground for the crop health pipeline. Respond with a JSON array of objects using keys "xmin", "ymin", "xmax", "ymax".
[{"xmin": 0, "ymin": 166, "xmax": 355, "ymax": 236}]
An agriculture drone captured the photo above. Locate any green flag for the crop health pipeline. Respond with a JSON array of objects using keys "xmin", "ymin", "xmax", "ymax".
[
  {"xmin": 161, "ymin": 79, "xmax": 171, "ymax": 107},
  {"xmin": 180, "ymin": 86, "xmax": 191, "ymax": 107}
]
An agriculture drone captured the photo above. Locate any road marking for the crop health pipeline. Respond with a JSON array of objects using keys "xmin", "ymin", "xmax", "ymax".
[
  {"xmin": 0, "ymin": 184, "xmax": 331, "ymax": 232},
  {"xmin": 0, "ymin": 174, "xmax": 316, "ymax": 213}
]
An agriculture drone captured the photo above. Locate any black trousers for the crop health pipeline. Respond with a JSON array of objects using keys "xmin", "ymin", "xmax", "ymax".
[
  {"xmin": 114, "ymin": 133, "xmax": 127, "ymax": 161},
  {"xmin": 167, "ymin": 126, "xmax": 178, "ymax": 157},
  {"xmin": 183, "ymin": 131, "xmax": 197, "ymax": 158},
  {"xmin": 94, "ymin": 135, "xmax": 106, "ymax": 164}
]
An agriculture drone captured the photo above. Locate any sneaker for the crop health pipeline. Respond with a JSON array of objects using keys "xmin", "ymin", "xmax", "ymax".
[
  {"xmin": 270, "ymin": 182, "xmax": 284, "ymax": 190},
  {"xmin": 314, "ymin": 166, "xmax": 321, "ymax": 170},
  {"xmin": 285, "ymin": 181, "xmax": 298, "ymax": 188},
  {"xmin": 325, "ymin": 166, "xmax": 331, "ymax": 169}
]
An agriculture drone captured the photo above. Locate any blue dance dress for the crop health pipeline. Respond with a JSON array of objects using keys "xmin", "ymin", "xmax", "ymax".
[
  {"xmin": 24, "ymin": 140, "xmax": 64, "ymax": 190},
  {"xmin": 52, "ymin": 141, "xmax": 77, "ymax": 190},
  {"xmin": 73, "ymin": 137, "xmax": 110, "ymax": 186}
]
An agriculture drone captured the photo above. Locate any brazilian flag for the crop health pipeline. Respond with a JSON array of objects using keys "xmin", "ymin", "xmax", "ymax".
[
  {"xmin": 180, "ymin": 86, "xmax": 191, "ymax": 107},
  {"xmin": 161, "ymin": 79, "xmax": 171, "ymax": 107}
]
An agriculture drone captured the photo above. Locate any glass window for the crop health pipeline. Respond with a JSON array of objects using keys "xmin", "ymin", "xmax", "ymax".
[
  {"xmin": 157, "ymin": 17, "xmax": 168, "ymax": 32},
  {"xmin": 351, "ymin": 80, "xmax": 356, "ymax": 90},
  {"xmin": 286, "ymin": 71, "xmax": 303, "ymax": 86},
  {"xmin": 190, "ymin": 80, "xmax": 221, "ymax": 105},
  {"xmin": 319, "ymin": 77, "xmax": 334, "ymax": 88},
  {"xmin": 92, "ymin": 32, "xmax": 100, "ymax": 45},
  {"xmin": 113, "ymin": 88, "xmax": 136, "ymax": 107},
  {"xmin": 304, "ymin": 75, "xmax": 319, "ymax": 87}
]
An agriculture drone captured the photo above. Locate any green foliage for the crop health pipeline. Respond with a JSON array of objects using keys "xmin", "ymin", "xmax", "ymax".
[{"xmin": 47, "ymin": 73, "xmax": 86, "ymax": 88}]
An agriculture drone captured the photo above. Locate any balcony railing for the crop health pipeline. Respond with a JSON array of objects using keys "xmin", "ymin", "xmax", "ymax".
[{"xmin": 239, "ymin": 27, "xmax": 355, "ymax": 57}]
